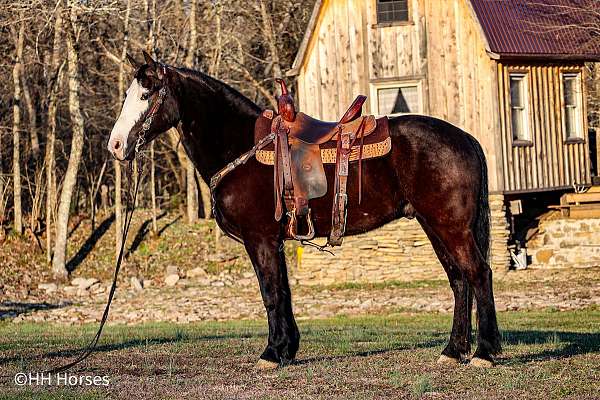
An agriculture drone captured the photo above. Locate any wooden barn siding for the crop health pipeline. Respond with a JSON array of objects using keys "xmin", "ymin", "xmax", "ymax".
[
  {"xmin": 423, "ymin": 0, "xmax": 503, "ymax": 192},
  {"xmin": 298, "ymin": 0, "xmax": 427, "ymax": 121},
  {"xmin": 497, "ymin": 63, "xmax": 591, "ymax": 192}
]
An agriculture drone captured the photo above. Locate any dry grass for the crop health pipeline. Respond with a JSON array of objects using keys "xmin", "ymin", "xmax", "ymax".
[{"xmin": 1, "ymin": 308, "xmax": 599, "ymax": 399}]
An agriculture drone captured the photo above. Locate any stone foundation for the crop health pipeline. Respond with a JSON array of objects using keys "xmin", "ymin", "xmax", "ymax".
[
  {"xmin": 292, "ymin": 195, "xmax": 510, "ymax": 285},
  {"xmin": 527, "ymin": 215, "xmax": 600, "ymax": 268}
]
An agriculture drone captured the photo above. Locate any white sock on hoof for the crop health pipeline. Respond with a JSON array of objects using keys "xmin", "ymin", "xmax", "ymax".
[
  {"xmin": 255, "ymin": 358, "xmax": 279, "ymax": 370},
  {"xmin": 437, "ymin": 354, "xmax": 460, "ymax": 365},
  {"xmin": 469, "ymin": 357, "xmax": 494, "ymax": 368}
]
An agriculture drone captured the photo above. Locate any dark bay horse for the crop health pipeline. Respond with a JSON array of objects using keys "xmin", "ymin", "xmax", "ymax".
[{"xmin": 108, "ymin": 51, "xmax": 501, "ymax": 369}]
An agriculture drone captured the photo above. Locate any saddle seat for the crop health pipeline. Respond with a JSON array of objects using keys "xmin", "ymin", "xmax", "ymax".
[{"xmin": 286, "ymin": 95, "xmax": 367, "ymax": 145}]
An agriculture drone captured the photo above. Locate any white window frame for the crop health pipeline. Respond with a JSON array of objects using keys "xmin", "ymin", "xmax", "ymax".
[
  {"xmin": 508, "ymin": 72, "xmax": 531, "ymax": 142},
  {"xmin": 562, "ymin": 72, "xmax": 584, "ymax": 140},
  {"xmin": 369, "ymin": 80, "xmax": 423, "ymax": 117}
]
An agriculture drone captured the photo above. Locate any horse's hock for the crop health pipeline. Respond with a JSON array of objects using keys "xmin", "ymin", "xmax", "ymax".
[{"xmin": 292, "ymin": 195, "xmax": 510, "ymax": 285}]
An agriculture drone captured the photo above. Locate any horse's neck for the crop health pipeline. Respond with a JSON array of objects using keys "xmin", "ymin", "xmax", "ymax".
[{"xmin": 176, "ymin": 76, "xmax": 259, "ymax": 182}]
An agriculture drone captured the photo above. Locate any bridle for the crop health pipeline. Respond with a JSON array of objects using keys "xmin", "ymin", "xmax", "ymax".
[{"xmin": 135, "ymin": 85, "xmax": 168, "ymax": 153}]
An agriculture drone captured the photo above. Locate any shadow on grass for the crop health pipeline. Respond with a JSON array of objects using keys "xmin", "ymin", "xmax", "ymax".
[
  {"xmin": 67, "ymin": 214, "xmax": 115, "ymax": 273},
  {"xmin": 1, "ymin": 327, "xmax": 599, "ymax": 369},
  {"xmin": 0, "ymin": 302, "xmax": 71, "ymax": 320},
  {"xmin": 0, "ymin": 331, "xmax": 262, "ymax": 366},
  {"xmin": 126, "ymin": 211, "xmax": 167, "ymax": 256},
  {"xmin": 500, "ymin": 330, "xmax": 600, "ymax": 364},
  {"xmin": 157, "ymin": 214, "xmax": 182, "ymax": 236}
]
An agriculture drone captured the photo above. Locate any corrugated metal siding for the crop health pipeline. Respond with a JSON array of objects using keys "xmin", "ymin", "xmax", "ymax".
[
  {"xmin": 498, "ymin": 63, "xmax": 591, "ymax": 192},
  {"xmin": 470, "ymin": 0, "xmax": 600, "ymax": 60}
]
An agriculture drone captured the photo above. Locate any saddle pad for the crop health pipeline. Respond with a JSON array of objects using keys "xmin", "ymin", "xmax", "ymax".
[{"xmin": 255, "ymin": 116, "xmax": 391, "ymax": 166}]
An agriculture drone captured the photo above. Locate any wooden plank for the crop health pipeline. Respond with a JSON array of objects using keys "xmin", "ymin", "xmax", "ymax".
[
  {"xmin": 347, "ymin": 0, "xmax": 362, "ymax": 101},
  {"xmin": 360, "ymin": 0, "xmax": 371, "ymax": 111},
  {"xmin": 582, "ymin": 66, "xmax": 591, "ymax": 184},
  {"xmin": 503, "ymin": 65, "xmax": 517, "ymax": 190},
  {"xmin": 549, "ymin": 66, "xmax": 563, "ymax": 186},
  {"xmin": 529, "ymin": 66, "xmax": 540, "ymax": 188},
  {"xmin": 563, "ymin": 192, "xmax": 600, "ymax": 204},
  {"xmin": 535, "ymin": 65, "xmax": 546, "ymax": 187},
  {"xmin": 333, "ymin": 0, "xmax": 350, "ymax": 116},
  {"xmin": 498, "ymin": 63, "xmax": 510, "ymax": 191},
  {"xmin": 538, "ymin": 65, "xmax": 550, "ymax": 187}
]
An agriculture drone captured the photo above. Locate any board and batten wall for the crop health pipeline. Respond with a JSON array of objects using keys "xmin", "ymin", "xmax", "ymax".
[
  {"xmin": 423, "ymin": 0, "xmax": 503, "ymax": 192},
  {"xmin": 296, "ymin": 0, "xmax": 427, "ymax": 120},
  {"xmin": 497, "ymin": 63, "xmax": 591, "ymax": 192}
]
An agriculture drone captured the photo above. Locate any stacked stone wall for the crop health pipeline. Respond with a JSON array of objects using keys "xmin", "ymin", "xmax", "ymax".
[
  {"xmin": 292, "ymin": 195, "xmax": 510, "ymax": 285},
  {"xmin": 528, "ymin": 216, "xmax": 600, "ymax": 268}
]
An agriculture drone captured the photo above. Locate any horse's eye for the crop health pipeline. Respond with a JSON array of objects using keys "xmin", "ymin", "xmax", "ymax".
[{"xmin": 141, "ymin": 93, "xmax": 150, "ymax": 101}]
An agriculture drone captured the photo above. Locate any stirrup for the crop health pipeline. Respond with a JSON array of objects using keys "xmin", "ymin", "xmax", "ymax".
[{"xmin": 287, "ymin": 208, "xmax": 315, "ymax": 241}]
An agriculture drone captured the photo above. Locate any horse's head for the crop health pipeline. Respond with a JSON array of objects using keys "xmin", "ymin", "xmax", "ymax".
[{"xmin": 108, "ymin": 51, "xmax": 179, "ymax": 160}]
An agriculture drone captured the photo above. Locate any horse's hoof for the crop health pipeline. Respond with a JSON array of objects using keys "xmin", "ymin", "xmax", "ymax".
[
  {"xmin": 255, "ymin": 359, "xmax": 279, "ymax": 370},
  {"xmin": 469, "ymin": 357, "xmax": 494, "ymax": 368},
  {"xmin": 437, "ymin": 354, "xmax": 460, "ymax": 365}
]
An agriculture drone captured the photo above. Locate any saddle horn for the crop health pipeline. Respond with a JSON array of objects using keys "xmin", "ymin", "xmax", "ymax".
[{"xmin": 276, "ymin": 78, "xmax": 296, "ymax": 122}]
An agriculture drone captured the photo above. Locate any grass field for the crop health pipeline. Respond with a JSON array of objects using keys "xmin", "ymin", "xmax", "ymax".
[{"xmin": 1, "ymin": 309, "xmax": 599, "ymax": 399}]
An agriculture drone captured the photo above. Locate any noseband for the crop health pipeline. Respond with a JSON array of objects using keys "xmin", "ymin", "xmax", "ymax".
[{"xmin": 135, "ymin": 85, "xmax": 168, "ymax": 153}]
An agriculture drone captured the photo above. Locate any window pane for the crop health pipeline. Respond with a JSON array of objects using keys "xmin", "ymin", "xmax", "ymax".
[
  {"xmin": 377, "ymin": 86, "xmax": 419, "ymax": 114},
  {"xmin": 563, "ymin": 73, "xmax": 581, "ymax": 138},
  {"xmin": 565, "ymin": 107, "xmax": 576, "ymax": 138},
  {"xmin": 563, "ymin": 77, "xmax": 576, "ymax": 106},
  {"xmin": 510, "ymin": 77, "xmax": 522, "ymax": 107},
  {"xmin": 377, "ymin": 0, "xmax": 408, "ymax": 23},
  {"xmin": 511, "ymin": 109, "xmax": 524, "ymax": 140},
  {"xmin": 509, "ymin": 74, "xmax": 528, "ymax": 140}
]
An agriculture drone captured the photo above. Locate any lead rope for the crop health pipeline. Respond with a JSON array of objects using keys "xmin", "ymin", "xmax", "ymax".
[{"xmin": 44, "ymin": 154, "xmax": 143, "ymax": 374}]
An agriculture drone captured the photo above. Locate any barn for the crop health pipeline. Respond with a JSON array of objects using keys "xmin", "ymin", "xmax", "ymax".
[{"xmin": 285, "ymin": 0, "xmax": 600, "ymax": 284}]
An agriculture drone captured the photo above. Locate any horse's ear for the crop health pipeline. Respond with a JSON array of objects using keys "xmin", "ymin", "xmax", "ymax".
[
  {"xmin": 126, "ymin": 53, "xmax": 141, "ymax": 70},
  {"xmin": 142, "ymin": 50, "xmax": 156, "ymax": 68}
]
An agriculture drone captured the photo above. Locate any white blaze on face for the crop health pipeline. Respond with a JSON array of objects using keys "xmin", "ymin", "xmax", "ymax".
[{"xmin": 108, "ymin": 79, "xmax": 150, "ymax": 159}]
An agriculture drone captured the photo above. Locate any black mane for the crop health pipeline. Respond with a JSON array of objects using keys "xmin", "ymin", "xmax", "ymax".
[{"xmin": 174, "ymin": 67, "xmax": 262, "ymax": 118}]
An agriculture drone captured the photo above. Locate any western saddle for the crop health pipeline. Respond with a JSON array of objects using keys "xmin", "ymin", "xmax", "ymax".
[{"xmin": 254, "ymin": 79, "xmax": 391, "ymax": 246}]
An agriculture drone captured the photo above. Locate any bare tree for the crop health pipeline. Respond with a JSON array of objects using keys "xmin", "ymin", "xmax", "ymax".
[
  {"xmin": 11, "ymin": 12, "xmax": 25, "ymax": 235},
  {"xmin": 44, "ymin": 5, "xmax": 64, "ymax": 263},
  {"xmin": 52, "ymin": 1, "xmax": 85, "ymax": 278},
  {"xmin": 183, "ymin": 0, "xmax": 199, "ymax": 224},
  {"xmin": 115, "ymin": 0, "xmax": 132, "ymax": 259}
]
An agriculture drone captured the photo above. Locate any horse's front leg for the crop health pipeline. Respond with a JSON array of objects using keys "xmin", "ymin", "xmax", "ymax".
[{"xmin": 243, "ymin": 233, "xmax": 300, "ymax": 369}]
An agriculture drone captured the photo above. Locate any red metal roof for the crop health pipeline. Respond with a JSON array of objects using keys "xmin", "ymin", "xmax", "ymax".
[{"xmin": 470, "ymin": 0, "xmax": 600, "ymax": 60}]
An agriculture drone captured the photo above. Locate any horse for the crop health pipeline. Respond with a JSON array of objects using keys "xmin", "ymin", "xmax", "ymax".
[{"xmin": 108, "ymin": 51, "xmax": 501, "ymax": 369}]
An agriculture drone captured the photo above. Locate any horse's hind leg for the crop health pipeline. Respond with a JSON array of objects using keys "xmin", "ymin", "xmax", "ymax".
[
  {"xmin": 243, "ymin": 233, "xmax": 300, "ymax": 369},
  {"xmin": 420, "ymin": 220, "xmax": 473, "ymax": 363},
  {"xmin": 437, "ymin": 230, "xmax": 501, "ymax": 366}
]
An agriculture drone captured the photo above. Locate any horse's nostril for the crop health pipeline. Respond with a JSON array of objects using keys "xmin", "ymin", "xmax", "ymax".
[{"xmin": 114, "ymin": 140, "xmax": 121, "ymax": 150}]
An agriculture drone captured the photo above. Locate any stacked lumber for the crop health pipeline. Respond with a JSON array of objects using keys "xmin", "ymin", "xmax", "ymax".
[{"xmin": 553, "ymin": 186, "xmax": 600, "ymax": 219}]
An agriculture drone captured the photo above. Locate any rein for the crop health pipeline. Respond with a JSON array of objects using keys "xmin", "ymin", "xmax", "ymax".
[
  {"xmin": 44, "ymin": 157, "xmax": 142, "ymax": 374},
  {"xmin": 36, "ymin": 87, "xmax": 168, "ymax": 374},
  {"xmin": 41, "ymin": 83, "xmax": 169, "ymax": 373}
]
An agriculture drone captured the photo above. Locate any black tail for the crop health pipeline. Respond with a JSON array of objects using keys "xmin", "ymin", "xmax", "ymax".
[{"xmin": 470, "ymin": 138, "xmax": 491, "ymax": 264}]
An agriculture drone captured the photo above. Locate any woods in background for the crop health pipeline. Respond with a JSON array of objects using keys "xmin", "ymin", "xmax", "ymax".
[{"xmin": 0, "ymin": 0, "xmax": 312, "ymax": 278}]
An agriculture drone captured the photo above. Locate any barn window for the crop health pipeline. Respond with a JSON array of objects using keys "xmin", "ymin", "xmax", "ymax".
[
  {"xmin": 563, "ymin": 73, "xmax": 583, "ymax": 139},
  {"xmin": 376, "ymin": 0, "xmax": 409, "ymax": 23},
  {"xmin": 372, "ymin": 82, "xmax": 421, "ymax": 115},
  {"xmin": 509, "ymin": 73, "xmax": 530, "ymax": 142}
]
